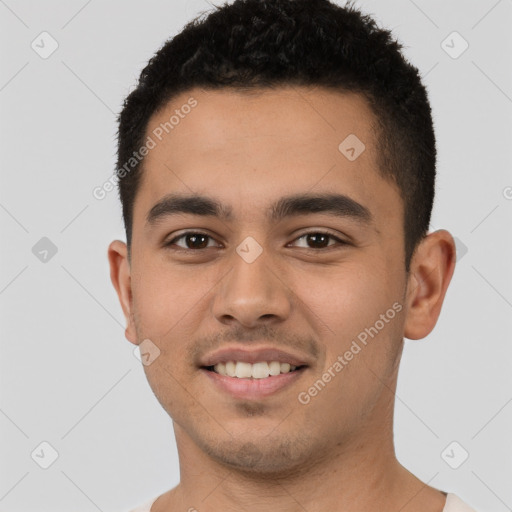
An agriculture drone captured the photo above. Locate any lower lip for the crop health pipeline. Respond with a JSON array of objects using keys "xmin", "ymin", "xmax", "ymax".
[{"xmin": 200, "ymin": 367, "xmax": 307, "ymax": 400}]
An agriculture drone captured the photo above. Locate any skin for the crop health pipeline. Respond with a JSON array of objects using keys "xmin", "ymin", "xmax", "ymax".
[{"xmin": 108, "ymin": 86, "xmax": 456, "ymax": 512}]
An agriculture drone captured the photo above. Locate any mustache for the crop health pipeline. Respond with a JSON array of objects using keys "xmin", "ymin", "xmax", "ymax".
[{"xmin": 190, "ymin": 324, "xmax": 319, "ymax": 364}]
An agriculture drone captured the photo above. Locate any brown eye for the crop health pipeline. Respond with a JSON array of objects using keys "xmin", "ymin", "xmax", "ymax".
[
  {"xmin": 166, "ymin": 232, "xmax": 219, "ymax": 250},
  {"xmin": 290, "ymin": 231, "xmax": 347, "ymax": 250}
]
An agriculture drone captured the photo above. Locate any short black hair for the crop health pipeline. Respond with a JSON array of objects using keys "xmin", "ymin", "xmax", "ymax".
[{"xmin": 116, "ymin": 0, "xmax": 436, "ymax": 272}]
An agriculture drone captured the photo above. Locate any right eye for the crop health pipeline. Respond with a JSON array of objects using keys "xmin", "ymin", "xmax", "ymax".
[{"xmin": 165, "ymin": 231, "xmax": 221, "ymax": 251}]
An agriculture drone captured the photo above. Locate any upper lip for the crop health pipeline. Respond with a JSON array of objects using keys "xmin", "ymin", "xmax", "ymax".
[{"xmin": 199, "ymin": 346, "xmax": 313, "ymax": 367}]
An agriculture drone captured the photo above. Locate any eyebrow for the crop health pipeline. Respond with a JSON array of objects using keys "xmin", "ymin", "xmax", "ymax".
[{"xmin": 145, "ymin": 192, "xmax": 373, "ymax": 227}]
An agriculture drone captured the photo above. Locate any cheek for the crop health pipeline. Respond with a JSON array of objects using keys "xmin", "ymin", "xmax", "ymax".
[
  {"xmin": 132, "ymin": 265, "xmax": 209, "ymax": 413},
  {"xmin": 297, "ymin": 276, "xmax": 404, "ymax": 431},
  {"xmin": 132, "ymin": 262, "xmax": 213, "ymax": 338},
  {"xmin": 295, "ymin": 262, "xmax": 387, "ymax": 331},
  {"xmin": 300, "ymin": 261, "xmax": 404, "ymax": 368}
]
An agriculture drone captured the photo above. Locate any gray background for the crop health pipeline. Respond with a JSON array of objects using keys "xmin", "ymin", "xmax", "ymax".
[{"xmin": 1, "ymin": 0, "xmax": 511, "ymax": 511}]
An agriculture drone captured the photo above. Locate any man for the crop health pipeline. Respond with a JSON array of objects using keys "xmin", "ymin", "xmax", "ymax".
[{"xmin": 108, "ymin": 0, "xmax": 477, "ymax": 510}]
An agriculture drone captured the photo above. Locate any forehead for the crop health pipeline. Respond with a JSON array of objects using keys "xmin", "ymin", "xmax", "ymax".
[{"xmin": 134, "ymin": 86, "xmax": 402, "ymax": 229}]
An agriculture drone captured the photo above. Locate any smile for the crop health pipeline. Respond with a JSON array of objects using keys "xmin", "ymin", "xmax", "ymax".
[
  {"xmin": 201, "ymin": 364, "xmax": 308, "ymax": 400},
  {"xmin": 205, "ymin": 360, "xmax": 305, "ymax": 379}
]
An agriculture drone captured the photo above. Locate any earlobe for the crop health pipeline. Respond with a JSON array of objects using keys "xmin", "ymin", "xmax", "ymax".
[
  {"xmin": 403, "ymin": 230, "xmax": 456, "ymax": 340},
  {"xmin": 107, "ymin": 240, "xmax": 138, "ymax": 345}
]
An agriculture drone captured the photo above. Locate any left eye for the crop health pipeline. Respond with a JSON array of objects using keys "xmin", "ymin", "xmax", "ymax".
[
  {"xmin": 290, "ymin": 232, "xmax": 345, "ymax": 249},
  {"xmin": 165, "ymin": 231, "xmax": 346, "ymax": 251}
]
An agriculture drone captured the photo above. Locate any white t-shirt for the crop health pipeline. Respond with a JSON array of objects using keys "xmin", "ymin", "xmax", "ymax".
[{"xmin": 128, "ymin": 492, "xmax": 478, "ymax": 511}]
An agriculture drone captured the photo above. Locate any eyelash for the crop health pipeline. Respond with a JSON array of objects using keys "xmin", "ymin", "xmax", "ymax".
[{"xmin": 164, "ymin": 230, "xmax": 348, "ymax": 252}]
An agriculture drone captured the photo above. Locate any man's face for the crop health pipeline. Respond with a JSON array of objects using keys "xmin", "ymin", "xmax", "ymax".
[{"xmin": 119, "ymin": 87, "xmax": 411, "ymax": 472}]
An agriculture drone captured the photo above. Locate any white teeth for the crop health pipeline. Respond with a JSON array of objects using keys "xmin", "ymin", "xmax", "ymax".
[
  {"xmin": 235, "ymin": 362, "xmax": 252, "ymax": 378},
  {"xmin": 212, "ymin": 360, "xmax": 300, "ymax": 378},
  {"xmin": 216, "ymin": 362, "xmax": 227, "ymax": 376},
  {"xmin": 269, "ymin": 361, "xmax": 281, "ymax": 375},
  {"xmin": 252, "ymin": 362, "xmax": 270, "ymax": 379},
  {"xmin": 225, "ymin": 361, "xmax": 236, "ymax": 377}
]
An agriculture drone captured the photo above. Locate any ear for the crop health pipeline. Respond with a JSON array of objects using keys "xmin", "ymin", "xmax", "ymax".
[
  {"xmin": 108, "ymin": 240, "xmax": 138, "ymax": 345},
  {"xmin": 403, "ymin": 229, "xmax": 456, "ymax": 340}
]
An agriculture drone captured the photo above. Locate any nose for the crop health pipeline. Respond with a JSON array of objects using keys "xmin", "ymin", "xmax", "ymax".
[{"xmin": 211, "ymin": 248, "xmax": 292, "ymax": 329}]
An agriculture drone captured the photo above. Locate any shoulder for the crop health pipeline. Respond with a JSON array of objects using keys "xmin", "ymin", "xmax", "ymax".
[{"xmin": 443, "ymin": 493, "xmax": 479, "ymax": 512}]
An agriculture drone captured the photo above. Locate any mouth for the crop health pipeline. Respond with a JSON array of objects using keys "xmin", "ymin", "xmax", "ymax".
[
  {"xmin": 202, "ymin": 361, "xmax": 308, "ymax": 379},
  {"xmin": 200, "ymin": 362, "xmax": 309, "ymax": 400}
]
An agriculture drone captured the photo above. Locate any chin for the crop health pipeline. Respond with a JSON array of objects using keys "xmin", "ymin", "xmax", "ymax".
[{"xmin": 197, "ymin": 431, "xmax": 319, "ymax": 476}]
